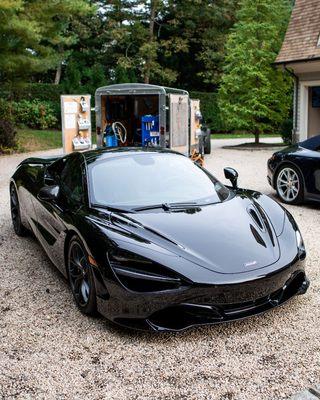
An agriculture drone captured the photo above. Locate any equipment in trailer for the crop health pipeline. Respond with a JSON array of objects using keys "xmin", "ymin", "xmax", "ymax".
[{"xmin": 94, "ymin": 83, "xmax": 210, "ymax": 157}]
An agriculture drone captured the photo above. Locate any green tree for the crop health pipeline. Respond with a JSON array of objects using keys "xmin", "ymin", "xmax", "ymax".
[
  {"xmin": 161, "ymin": 0, "xmax": 238, "ymax": 90},
  {"xmin": 0, "ymin": 0, "xmax": 52, "ymax": 85},
  {"xmin": 61, "ymin": 4, "xmax": 108, "ymax": 92},
  {"xmin": 218, "ymin": 0, "xmax": 293, "ymax": 142},
  {"xmin": 61, "ymin": 0, "xmax": 238, "ymax": 89},
  {"xmin": 101, "ymin": 0, "xmax": 177, "ymax": 85},
  {"xmin": 0, "ymin": 0, "xmax": 92, "ymax": 86}
]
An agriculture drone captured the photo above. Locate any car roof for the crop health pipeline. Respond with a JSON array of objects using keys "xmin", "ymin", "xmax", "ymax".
[{"xmin": 82, "ymin": 147, "xmax": 184, "ymax": 165}]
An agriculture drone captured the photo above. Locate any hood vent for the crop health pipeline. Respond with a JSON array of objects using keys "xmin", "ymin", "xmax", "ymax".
[
  {"xmin": 249, "ymin": 203, "xmax": 275, "ymax": 247},
  {"xmin": 250, "ymin": 224, "xmax": 266, "ymax": 248},
  {"xmin": 248, "ymin": 207, "xmax": 264, "ymax": 231}
]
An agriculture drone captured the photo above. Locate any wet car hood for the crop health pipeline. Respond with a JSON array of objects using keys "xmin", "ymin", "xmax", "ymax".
[{"xmin": 110, "ymin": 194, "xmax": 284, "ymax": 275}]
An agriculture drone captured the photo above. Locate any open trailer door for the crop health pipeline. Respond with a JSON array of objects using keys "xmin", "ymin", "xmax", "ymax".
[
  {"xmin": 190, "ymin": 99, "xmax": 200, "ymax": 153},
  {"xmin": 169, "ymin": 94, "xmax": 189, "ymax": 155}
]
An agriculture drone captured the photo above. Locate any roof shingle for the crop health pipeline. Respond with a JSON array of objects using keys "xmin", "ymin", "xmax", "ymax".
[{"xmin": 275, "ymin": 0, "xmax": 320, "ymax": 64}]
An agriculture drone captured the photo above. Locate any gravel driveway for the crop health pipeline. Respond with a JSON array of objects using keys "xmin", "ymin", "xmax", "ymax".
[{"xmin": 0, "ymin": 142, "xmax": 319, "ymax": 400}]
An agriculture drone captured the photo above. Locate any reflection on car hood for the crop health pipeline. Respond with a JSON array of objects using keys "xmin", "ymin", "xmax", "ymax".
[{"xmin": 110, "ymin": 193, "xmax": 284, "ymax": 275}]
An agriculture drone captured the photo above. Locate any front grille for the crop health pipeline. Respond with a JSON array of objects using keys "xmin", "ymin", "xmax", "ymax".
[{"xmin": 147, "ymin": 271, "xmax": 307, "ymax": 331}]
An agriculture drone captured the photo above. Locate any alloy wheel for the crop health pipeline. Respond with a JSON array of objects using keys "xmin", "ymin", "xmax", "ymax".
[
  {"xmin": 277, "ymin": 167, "xmax": 300, "ymax": 202},
  {"xmin": 68, "ymin": 241, "xmax": 91, "ymax": 307},
  {"xmin": 10, "ymin": 186, "xmax": 20, "ymax": 232}
]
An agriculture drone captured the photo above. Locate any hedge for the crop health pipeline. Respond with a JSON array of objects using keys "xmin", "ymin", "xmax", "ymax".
[
  {"xmin": 0, "ymin": 83, "xmax": 64, "ymax": 102},
  {"xmin": 0, "ymin": 84, "xmax": 225, "ymax": 132}
]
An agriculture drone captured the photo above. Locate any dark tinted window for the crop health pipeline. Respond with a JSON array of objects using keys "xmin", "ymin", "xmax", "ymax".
[
  {"xmin": 46, "ymin": 158, "xmax": 66, "ymax": 184},
  {"xmin": 300, "ymin": 135, "xmax": 320, "ymax": 151},
  {"xmin": 88, "ymin": 153, "xmax": 230, "ymax": 208},
  {"xmin": 47, "ymin": 154, "xmax": 84, "ymax": 205}
]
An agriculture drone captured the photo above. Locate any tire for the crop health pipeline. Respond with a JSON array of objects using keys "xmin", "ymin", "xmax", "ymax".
[
  {"xmin": 67, "ymin": 236, "xmax": 97, "ymax": 315},
  {"xmin": 10, "ymin": 184, "xmax": 28, "ymax": 236},
  {"xmin": 198, "ymin": 135, "xmax": 205, "ymax": 156},
  {"xmin": 204, "ymin": 132, "xmax": 211, "ymax": 155},
  {"xmin": 275, "ymin": 165, "xmax": 304, "ymax": 205}
]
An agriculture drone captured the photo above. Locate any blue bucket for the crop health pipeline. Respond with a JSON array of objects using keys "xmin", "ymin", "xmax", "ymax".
[{"xmin": 105, "ymin": 134, "xmax": 118, "ymax": 147}]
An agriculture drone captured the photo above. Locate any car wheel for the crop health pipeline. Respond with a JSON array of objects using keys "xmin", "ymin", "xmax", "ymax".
[
  {"xmin": 67, "ymin": 237, "xmax": 97, "ymax": 315},
  {"xmin": 10, "ymin": 185, "xmax": 28, "ymax": 236},
  {"xmin": 204, "ymin": 133, "xmax": 211, "ymax": 154},
  {"xmin": 275, "ymin": 165, "xmax": 303, "ymax": 204},
  {"xmin": 198, "ymin": 135, "xmax": 204, "ymax": 156}
]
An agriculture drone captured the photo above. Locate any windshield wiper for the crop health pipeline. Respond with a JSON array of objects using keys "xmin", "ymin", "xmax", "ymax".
[
  {"xmin": 132, "ymin": 204, "xmax": 164, "ymax": 212},
  {"xmin": 91, "ymin": 203, "xmax": 134, "ymax": 213},
  {"xmin": 162, "ymin": 201, "xmax": 198, "ymax": 210},
  {"xmin": 133, "ymin": 202, "xmax": 199, "ymax": 212}
]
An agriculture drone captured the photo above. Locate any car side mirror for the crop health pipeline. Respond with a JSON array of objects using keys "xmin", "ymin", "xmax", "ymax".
[
  {"xmin": 38, "ymin": 185, "xmax": 60, "ymax": 202},
  {"xmin": 224, "ymin": 167, "xmax": 238, "ymax": 189}
]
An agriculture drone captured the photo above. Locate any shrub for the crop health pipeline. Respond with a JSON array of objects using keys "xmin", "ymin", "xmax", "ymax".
[
  {"xmin": 13, "ymin": 100, "xmax": 58, "ymax": 130},
  {"xmin": 0, "ymin": 99, "xmax": 14, "ymax": 122},
  {"xmin": 0, "ymin": 119, "xmax": 17, "ymax": 150},
  {"xmin": 280, "ymin": 118, "xmax": 293, "ymax": 145}
]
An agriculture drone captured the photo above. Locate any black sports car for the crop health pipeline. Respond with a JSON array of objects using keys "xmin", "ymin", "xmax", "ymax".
[
  {"xmin": 268, "ymin": 135, "xmax": 320, "ymax": 204},
  {"xmin": 10, "ymin": 148, "xmax": 309, "ymax": 332}
]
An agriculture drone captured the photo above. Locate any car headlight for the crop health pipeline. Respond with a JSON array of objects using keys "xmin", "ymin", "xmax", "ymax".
[
  {"xmin": 270, "ymin": 154, "xmax": 276, "ymax": 162},
  {"xmin": 284, "ymin": 210, "xmax": 306, "ymax": 258},
  {"xmin": 295, "ymin": 230, "xmax": 303, "ymax": 248},
  {"xmin": 107, "ymin": 248, "xmax": 187, "ymax": 292},
  {"xmin": 295, "ymin": 229, "xmax": 306, "ymax": 258}
]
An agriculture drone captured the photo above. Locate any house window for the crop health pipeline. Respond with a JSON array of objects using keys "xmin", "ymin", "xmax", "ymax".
[{"xmin": 311, "ymin": 87, "xmax": 320, "ymax": 107}]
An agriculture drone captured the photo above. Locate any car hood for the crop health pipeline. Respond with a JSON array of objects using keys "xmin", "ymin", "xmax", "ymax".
[{"xmin": 110, "ymin": 193, "xmax": 283, "ymax": 275}]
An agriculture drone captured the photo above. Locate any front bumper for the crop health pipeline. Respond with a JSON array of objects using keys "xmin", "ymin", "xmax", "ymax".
[
  {"xmin": 267, "ymin": 158, "xmax": 278, "ymax": 188},
  {"xmin": 95, "ymin": 258, "xmax": 309, "ymax": 332}
]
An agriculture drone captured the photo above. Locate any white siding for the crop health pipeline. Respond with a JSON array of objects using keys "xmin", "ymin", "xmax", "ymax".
[
  {"xmin": 295, "ymin": 72, "xmax": 320, "ymax": 141},
  {"xmin": 294, "ymin": 78, "xmax": 300, "ymax": 143}
]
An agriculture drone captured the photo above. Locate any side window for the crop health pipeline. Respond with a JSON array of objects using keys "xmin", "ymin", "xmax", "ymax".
[
  {"xmin": 46, "ymin": 155, "xmax": 84, "ymax": 205},
  {"xmin": 60, "ymin": 155, "xmax": 84, "ymax": 204},
  {"xmin": 45, "ymin": 158, "xmax": 67, "ymax": 185}
]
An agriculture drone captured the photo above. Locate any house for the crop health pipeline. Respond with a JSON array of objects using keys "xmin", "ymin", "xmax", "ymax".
[{"xmin": 275, "ymin": 0, "xmax": 320, "ymax": 142}]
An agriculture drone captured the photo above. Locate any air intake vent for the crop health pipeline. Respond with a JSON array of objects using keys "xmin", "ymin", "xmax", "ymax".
[
  {"xmin": 248, "ymin": 207, "xmax": 264, "ymax": 231},
  {"xmin": 254, "ymin": 203, "xmax": 275, "ymax": 247},
  {"xmin": 250, "ymin": 224, "xmax": 266, "ymax": 248}
]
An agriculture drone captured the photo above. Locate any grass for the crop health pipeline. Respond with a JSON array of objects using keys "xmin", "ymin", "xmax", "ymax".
[
  {"xmin": 15, "ymin": 128, "xmax": 97, "ymax": 153},
  {"xmin": 16, "ymin": 128, "xmax": 63, "ymax": 152},
  {"xmin": 211, "ymin": 133, "xmax": 281, "ymax": 139}
]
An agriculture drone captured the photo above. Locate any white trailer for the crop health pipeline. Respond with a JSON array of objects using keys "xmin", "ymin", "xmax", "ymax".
[{"xmin": 94, "ymin": 83, "xmax": 211, "ymax": 156}]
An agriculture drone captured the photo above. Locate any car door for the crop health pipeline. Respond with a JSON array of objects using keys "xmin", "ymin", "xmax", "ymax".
[
  {"xmin": 32, "ymin": 153, "xmax": 85, "ymax": 272},
  {"xmin": 310, "ymin": 148, "xmax": 320, "ymax": 200},
  {"xmin": 16, "ymin": 162, "xmax": 45, "ymax": 232},
  {"xmin": 296, "ymin": 145, "xmax": 320, "ymax": 201}
]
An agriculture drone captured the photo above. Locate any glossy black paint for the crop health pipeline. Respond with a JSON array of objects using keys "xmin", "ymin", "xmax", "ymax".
[
  {"xmin": 11, "ymin": 148, "xmax": 309, "ymax": 331},
  {"xmin": 224, "ymin": 167, "xmax": 238, "ymax": 189},
  {"xmin": 268, "ymin": 135, "xmax": 320, "ymax": 203}
]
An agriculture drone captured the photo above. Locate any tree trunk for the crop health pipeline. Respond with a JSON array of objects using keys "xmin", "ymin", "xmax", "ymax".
[
  {"xmin": 144, "ymin": 0, "xmax": 157, "ymax": 84},
  {"xmin": 54, "ymin": 63, "xmax": 62, "ymax": 85},
  {"xmin": 254, "ymin": 131, "xmax": 260, "ymax": 144}
]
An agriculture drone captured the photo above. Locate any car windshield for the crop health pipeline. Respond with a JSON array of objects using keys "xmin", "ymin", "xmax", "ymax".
[{"xmin": 88, "ymin": 152, "xmax": 230, "ymax": 209}]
